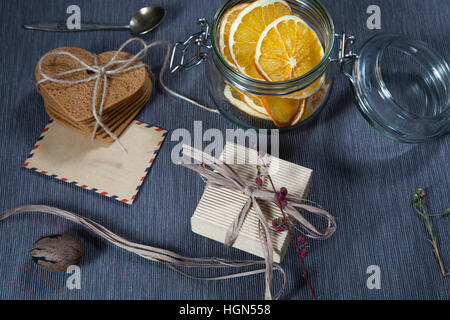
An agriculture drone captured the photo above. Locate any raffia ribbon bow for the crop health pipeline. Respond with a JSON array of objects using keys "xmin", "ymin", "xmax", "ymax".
[{"xmin": 181, "ymin": 145, "xmax": 336, "ymax": 300}]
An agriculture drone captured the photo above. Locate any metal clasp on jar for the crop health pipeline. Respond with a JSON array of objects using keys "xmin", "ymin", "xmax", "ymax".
[
  {"xmin": 331, "ymin": 33, "xmax": 359, "ymax": 82},
  {"xmin": 170, "ymin": 18, "xmax": 211, "ymax": 73}
]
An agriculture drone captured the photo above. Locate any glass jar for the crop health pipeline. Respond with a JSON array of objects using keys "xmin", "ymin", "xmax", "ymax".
[
  {"xmin": 171, "ymin": 0, "xmax": 450, "ymax": 143},
  {"xmin": 206, "ymin": 0, "xmax": 335, "ymax": 130}
]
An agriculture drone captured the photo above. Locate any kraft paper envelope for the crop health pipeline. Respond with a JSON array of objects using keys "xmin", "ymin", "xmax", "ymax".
[{"xmin": 23, "ymin": 120, "xmax": 167, "ymax": 204}]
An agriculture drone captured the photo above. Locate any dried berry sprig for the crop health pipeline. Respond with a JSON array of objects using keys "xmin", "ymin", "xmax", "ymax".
[
  {"xmin": 256, "ymin": 150, "xmax": 318, "ymax": 300},
  {"xmin": 412, "ymin": 188, "xmax": 449, "ymax": 277}
]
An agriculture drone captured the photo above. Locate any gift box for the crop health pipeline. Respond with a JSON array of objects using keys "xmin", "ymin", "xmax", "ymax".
[{"xmin": 191, "ymin": 143, "xmax": 312, "ymax": 263}]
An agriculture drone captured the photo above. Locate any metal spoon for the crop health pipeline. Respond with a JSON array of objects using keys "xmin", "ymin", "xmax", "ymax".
[{"xmin": 23, "ymin": 6, "xmax": 166, "ymax": 35}]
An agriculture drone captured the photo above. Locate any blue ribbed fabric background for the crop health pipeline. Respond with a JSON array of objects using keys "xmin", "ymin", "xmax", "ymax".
[{"xmin": 0, "ymin": 0, "xmax": 449, "ymax": 300}]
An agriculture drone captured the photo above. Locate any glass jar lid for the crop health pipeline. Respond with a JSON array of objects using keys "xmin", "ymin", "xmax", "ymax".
[{"xmin": 349, "ymin": 33, "xmax": 450, "ymax": 143}]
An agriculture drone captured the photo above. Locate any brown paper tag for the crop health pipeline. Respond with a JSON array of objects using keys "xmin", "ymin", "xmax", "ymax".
[{"xmin": 23, "ymin": 120, "xmax": 167, "ymax": 204}]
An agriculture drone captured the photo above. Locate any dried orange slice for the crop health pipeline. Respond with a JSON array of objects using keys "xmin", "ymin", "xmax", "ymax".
[
  {"xmin": 261, "ymin": 96, "xmax": 306, "ymax": 127},
  {"xmin": 291, "ymin": 80, "xmax": 331, "ymax": 125},
  {"xmin": 290, "ymin": 101, "xmax": 307, "ymax": 126},
  {"xmin": 229, "ymin": 0, "xmax": 291, "ymax": 79},
  {"xmin": 306, "ymin": 80, "xmax": 331, "ymax": 110},
  {"xmin": 255, "ymin": 15, "xmax": 324, "ymax": 98},
  {"xmin": 224, "ymin": 84, "xmax": 271, "ymax": 120},
  {"xmin": 240, "ymin": 92, "xmax": 268, "ymax": 115},
  {"xmin": 219, "ymin": 3, "xmax": 248, "ymax": 67}
]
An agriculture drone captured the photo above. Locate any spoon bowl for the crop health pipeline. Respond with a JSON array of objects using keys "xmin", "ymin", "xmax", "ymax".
[{"xmin": 129, "ymin": 6, "xmax": 166, "ymax": 35}]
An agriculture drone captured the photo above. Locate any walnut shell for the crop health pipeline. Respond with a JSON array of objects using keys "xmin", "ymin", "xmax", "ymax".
[{"xmin": 30, "ymin": 234, "xmax": 82, "ymax": 272}]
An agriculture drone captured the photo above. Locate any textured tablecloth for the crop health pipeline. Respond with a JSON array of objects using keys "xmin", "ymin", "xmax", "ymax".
[{"xmin": 0, "ymin": 0, "xmax": 448, "ymax": 300}]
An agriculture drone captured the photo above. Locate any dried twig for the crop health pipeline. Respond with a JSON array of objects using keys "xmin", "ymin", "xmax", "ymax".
[{"xmin": 412, "ymin": 188, "xmax": 450, "ymax": 277}]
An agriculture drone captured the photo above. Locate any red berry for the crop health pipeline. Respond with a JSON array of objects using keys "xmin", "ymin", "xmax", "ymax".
[
  {"xmin": 255, "ymin": 177, "xmax": 263, "ymax": 185},
  {"xmin": 298, "ymin": 236, "xmax": 307, "ymax": 244},
  {"xmin": 299, "ymin": 248, "xmax": 308, "ymax": 258},
  {"xmin": 280, "ymin": 187, "xmax": 288, "ymax": 196}
]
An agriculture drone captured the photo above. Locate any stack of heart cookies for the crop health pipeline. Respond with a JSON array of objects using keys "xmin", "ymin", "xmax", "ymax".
[{"xmin": 35, "ymin": 46, "xmax": 152, "ymax": 142}]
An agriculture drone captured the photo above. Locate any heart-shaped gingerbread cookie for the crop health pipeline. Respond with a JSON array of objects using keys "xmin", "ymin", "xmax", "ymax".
[{"xmin": 35, "ymin": 46, "xmax": 151, "ymax": 141}]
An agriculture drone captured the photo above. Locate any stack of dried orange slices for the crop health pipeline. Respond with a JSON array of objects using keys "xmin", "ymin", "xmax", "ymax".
[{"xmin": 220, "ymin": 0, "xmax": 330, "ymax": 127}]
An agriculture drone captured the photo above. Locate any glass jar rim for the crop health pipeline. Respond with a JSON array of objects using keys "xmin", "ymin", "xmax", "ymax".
[{"xmin": 210, "ymin": 0, "xmax": 335, "ymax": 88}]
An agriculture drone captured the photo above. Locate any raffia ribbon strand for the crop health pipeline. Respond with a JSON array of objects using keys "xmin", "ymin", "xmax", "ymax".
[
  {"xmin": 0, "ymin": 148, "xmax": 335, "ymax": 300},
  {"xmin": 0, "ymin": 204, "xmax": 286, "ymax": 300}
]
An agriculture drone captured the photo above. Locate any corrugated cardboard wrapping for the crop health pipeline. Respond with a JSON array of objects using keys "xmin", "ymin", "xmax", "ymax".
[{"xmin": 191, "ymin": 143, "xmax": 312, "ymax": 262}]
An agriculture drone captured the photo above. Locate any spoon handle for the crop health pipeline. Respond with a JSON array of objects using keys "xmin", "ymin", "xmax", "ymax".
[{"xmin": 23, "ymin": 22, "xmax": 130, "ymax": 32}]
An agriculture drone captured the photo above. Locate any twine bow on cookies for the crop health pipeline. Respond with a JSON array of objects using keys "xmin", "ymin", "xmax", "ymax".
[
  {"xmin": 36, "ymin": 38, "xmax": 217, "ymax": 153},
  {"xmin": 36, "ymin": 38, "xmax": 155, "ymax": 153},
  {"xmin": 180, "ymin": 145, "xmax": 336, "ymax": 300}
]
